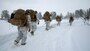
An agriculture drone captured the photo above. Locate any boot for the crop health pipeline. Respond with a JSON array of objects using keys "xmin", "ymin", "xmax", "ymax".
[
  {"xmin": 31, "ymin": 31, "xmax": 34, "ymax": 35},
  {"xmin": 28, "ymin": 28, "xmax": 30, "ymax": 32},
  {"xmin": 46, "ymin": 28, "xmax": 49, "ymax": 31},
  {"xmin": 21, "ymin": 43, "xmax": 26, "ymax": 45},
  {"xmin": 14, "ymin": 40, "xmax": 19, "ymax": 45}
]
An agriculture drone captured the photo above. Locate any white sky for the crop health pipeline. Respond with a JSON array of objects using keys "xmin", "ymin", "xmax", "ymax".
[{"xmin": 0, "ymin": 0, "xmax": 90, "ymax": 15}]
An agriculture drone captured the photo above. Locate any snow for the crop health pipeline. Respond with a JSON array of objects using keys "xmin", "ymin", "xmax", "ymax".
[
  {"xmin": 0, "ymin": 19, "xmax": 90, "ymax": 51},
  {"xmin": 0, "ymin": 20, "xmax": 17, "ymax": 36}
]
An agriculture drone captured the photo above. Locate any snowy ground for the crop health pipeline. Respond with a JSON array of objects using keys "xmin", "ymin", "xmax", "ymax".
[{"xmin": 0, "ymin": 18, "xmax": 90, "ymax": 51}]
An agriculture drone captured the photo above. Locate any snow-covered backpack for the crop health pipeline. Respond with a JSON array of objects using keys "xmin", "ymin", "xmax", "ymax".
[{"xmin": 8, "ymin": 9, "xmax": 27, "ymax": 27}]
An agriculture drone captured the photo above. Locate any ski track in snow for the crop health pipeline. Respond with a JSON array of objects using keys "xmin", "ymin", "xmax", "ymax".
[{"xmin": 0, "ymin": 19, "xmax": 90, "ymax": 51}]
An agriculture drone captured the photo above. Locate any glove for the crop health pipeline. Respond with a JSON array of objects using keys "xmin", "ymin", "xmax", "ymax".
[
  {"xmin": 28, "ymin": 28, "xmax": 30, "ymax": 32},
  {"xmin": 38, "ymin": 22, "xmax": 39, "ymax": 25}
]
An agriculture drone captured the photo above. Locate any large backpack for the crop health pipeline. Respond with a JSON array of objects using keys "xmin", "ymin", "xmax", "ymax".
[
  {"xmin": 56, "ymin": 16, "xmax": 62, "ymax": 21},
  {"xmin": 43, "ymin": 11, "xmax": 51, "ymax": 21},
  {"xmin": 26, "ymin": 9, "xmax": 37, "ymax": 22},
  {"xmin": 8, "ymin": 9, "xmax": 27, "ymax": 27}
]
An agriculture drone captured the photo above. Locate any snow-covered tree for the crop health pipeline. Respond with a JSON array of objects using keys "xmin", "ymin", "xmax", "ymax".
[
  {"xmin": 75, "ymin": 9, "xmax": 84, "ymax": 18},
  {"xmin": 65, "ymin": 12, "xmax": 73, "ymax": 19},
  {"xmin": 65, "ymin": 12, "xmax": 70, "ymax": 18},
  {"xmin": 1, "ymin": 10, "xmax": 10, "ymax": 20},
  {"xmin": 87, "ymin": 8, "xmax": 90, "ymax": 17},
  {"xmin": 60, "ymin": 13, "xmax": 63, "ymax": 17},
  {"xmin": 79, "ymin": 9, "xmax": 84, "ymax": 17},
  {"xmin": 75, "ymin": 10, "xmax": 80, "ymax": 18}
]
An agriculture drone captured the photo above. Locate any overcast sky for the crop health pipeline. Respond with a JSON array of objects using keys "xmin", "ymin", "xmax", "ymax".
[{"xmin": 0, "ymin": 0, "xmax": 90, "ymax": 15}]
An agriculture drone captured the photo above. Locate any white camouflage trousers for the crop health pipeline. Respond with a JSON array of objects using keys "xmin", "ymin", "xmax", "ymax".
[
  {"xmin": 57, "ymin": 21, "xmax": 60, "ymax": 26},
  {"xmin": 30, "ymin": 22, "xmax": 37, "ymax": 32},
  {"xmin": 15, "ymin": 26, "xmax": 28, "ymax": 44},
  {"xmin": 45, "ymin": 21, "xmax": 50, "ymax": 30}
]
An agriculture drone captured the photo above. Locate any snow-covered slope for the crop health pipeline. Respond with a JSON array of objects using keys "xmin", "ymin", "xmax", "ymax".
[{"xmin": 0, "ymin": 19, "xmax": 90, "ymax": 51}]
